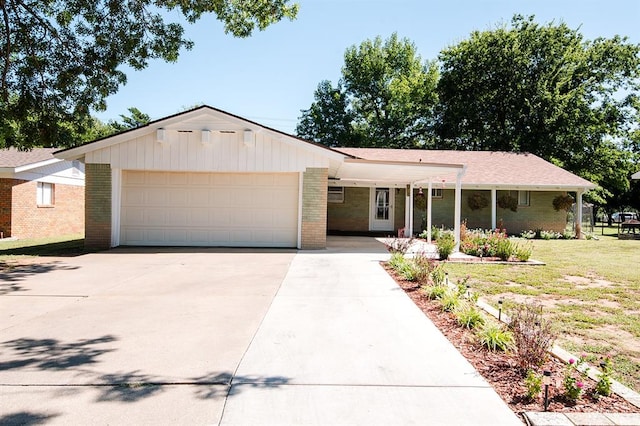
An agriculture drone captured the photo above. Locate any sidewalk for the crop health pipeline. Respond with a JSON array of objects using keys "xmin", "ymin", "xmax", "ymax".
[{"xmin": 220, "ymin": 236, "xmax": 522, "ymax": 425}]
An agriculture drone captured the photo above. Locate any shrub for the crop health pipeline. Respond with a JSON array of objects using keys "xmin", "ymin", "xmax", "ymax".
[
  {"xmin": 439, "ymin": 289, "xmax": 461, "ymax": 312},
  {"xmin": 552, "ymin": 194, "xmax": 574, "ymax": 212},
  {"xmin": 497, "ymin": 193, "xmax": 518, "ymax": 212},
  {"xmin": 524, "ymin": 369, "xmax": 543, "ymax": 400},
  {"xmin": 455, "ymin": 304, "xmax": 485, "ymax": 329},
  {"xmin": 467, "ymin": 192, "xmax": 489, "ymax": 210},
  {"xmin": 494, "ymin": 238, "xmax": 513, "ymax": 261},
  {"xmin": 520, "ymin": 230, "xmax": 536, "ymax": 239},
  {"xmin": 430, "ymin": 263, "xmax": 446, "ymax": 286},
  {"xmin": 509, "ymin": 304, "xmax": 557, "ymax": 372},
  {"xmin": 436, "ymin": 232, "xmax": 456, "ymax": 260},
  {"xmin": 422, "ymin": 284, "xmax": 447, "ymax": 300},
  {"xmin": 476, "ymin": 322, "xmax": 514, "ymax": 352},
  {"xmin": 399, "ymin": 262, "xmax": 420, "ymax": 281},
  {"xmin": 430, "ymin": 226, "xmax": 442, "ymax": 241},
  {"xmin": 385, "ymin": 237, "xmax": 414, "ymax": 254},
  {"xmin": 388, "ymin": 252, "xmax": 406, "ymax": 270},
  {"xmin": 418, "ymin": 229, "xmax": 428, "ymax": 239},
  {"xmin": 412, "ymin": 252, "xmax": 435, "ymax": 283},
  {"xmin": 514, "ymin": 242, "xmax": 533, "ymax": 262}
]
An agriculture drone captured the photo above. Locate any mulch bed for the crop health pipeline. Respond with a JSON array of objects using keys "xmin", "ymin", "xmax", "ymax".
[{"xmin": 383, "ymin": 263, "xmax": 639, "ymax": 421}]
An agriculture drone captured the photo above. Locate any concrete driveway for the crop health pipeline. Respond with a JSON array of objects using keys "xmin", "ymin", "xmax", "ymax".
[{"xmin": 0, "ymin": 238, "xmax": 521, "ymax": 425}]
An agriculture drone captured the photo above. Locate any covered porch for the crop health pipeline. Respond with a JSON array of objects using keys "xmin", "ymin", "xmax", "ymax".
[{"xmin": 328, "ymin": 158, "xmax": 466, "ymax": 248}]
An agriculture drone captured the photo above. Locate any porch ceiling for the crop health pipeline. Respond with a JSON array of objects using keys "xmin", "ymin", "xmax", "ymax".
[{"xmin": 334, "ymin": 158, "xmax": 465, "ymax": 184}]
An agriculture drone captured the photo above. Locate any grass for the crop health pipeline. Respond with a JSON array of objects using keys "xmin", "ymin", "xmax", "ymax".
[
  {"xmin": 0, "ymin": 234, "xmax": 86, "ymax": 264},
  {"xmin": 444, "ymin": 226, "xmax": 640, "ymax": 391}
]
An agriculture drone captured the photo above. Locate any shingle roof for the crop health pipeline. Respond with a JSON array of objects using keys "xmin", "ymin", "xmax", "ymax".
[
  {"xmin": 0, "ymin": 147, "xmax": 58, "ymax": 168},
  {"xmin": 335, "ymin": 148, "xmax": 595, "ymax": 189}
]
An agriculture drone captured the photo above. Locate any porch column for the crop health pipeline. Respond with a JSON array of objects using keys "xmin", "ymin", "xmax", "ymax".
[
  {"xmin": 454, "ymin": 171, "xmax": 463, "ymax": 251},
  {"xmin": 576, "ymin": 190, "xmax": 583, "ymax": 239},
  {"xmin": 491, "ymin": 188, "xmax": 497, "ymax": 230},
  {"xmin": 407, "ymin": 183, "xmax": 414, "ymax": 237},
  {"xmin": 427, "ymin": 180, "xmax": 433, "ymax": 243}
]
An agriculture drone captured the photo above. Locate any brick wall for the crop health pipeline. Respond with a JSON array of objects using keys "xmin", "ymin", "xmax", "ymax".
[
  {"xmin": 0, "ymin": 178, "xmax": 14, "ymax": 237},
  {"xmin": 413, "ymin": 189, "xmax": 567, "ymax": 234},
  {"xmin": 301, "ymin": 168, "xmax": 328, "ymax": 249},
  {"xmin": 0, "ymin": 178, "xmax": 84, "ymax": 239},
  {"xmin": 85, "ymin": 163, "xmax": 112, "ymax": 250},
  {"xmin": 327, "ymin": 186, "xmax": 369, "ymax": 232}
]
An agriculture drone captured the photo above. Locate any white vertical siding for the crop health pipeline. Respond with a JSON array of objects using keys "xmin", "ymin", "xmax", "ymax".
[{"xmin": 86, "ymin": 129, "xmax": 330, "ymax": 172}]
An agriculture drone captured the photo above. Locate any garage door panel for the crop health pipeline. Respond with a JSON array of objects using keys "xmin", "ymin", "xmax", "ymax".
[{"xmin": 121, "ymin": 171, "xmax": 299, "ymax": 247}]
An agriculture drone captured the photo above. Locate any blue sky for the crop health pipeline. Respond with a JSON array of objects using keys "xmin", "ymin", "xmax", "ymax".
[{"xmin": 95, "ymin": 0, "xmax": 640, "ymax": 134}]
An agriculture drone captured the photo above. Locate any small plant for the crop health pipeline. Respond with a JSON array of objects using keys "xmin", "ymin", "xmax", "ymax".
[
  {"xmin": 562, "ymin": 230, "xmax": 575, "ymax": 240},
  {"xmin": 494, "ymin": 238, "xmax": 513, "ymax": 261},
  {"xmin": 436, "ymin": 232, "xmax": 456, "ymax": 260},
  {"xmin": 509, "ymin": 304, "xmax": 557, "ymax": 372},
  {"xmin": 430, "ymin": 226, "xmax": 442, "ymax": 241},
  {"xmin": 563, "ymin": 357, "xmax": 589, "ymax": 402},
  {"xmin": 497, "ymin": 193, "xmax": 518, "ymax": 212},
  {"xmin": 476, "ymin": 322, "xmax": 514, "ymax": 352},
  {"xmin": 430, "ymin": 263, "xmax": 446, "ymax": 286},
  {"xmin": 412, "ymin": 252, "xmax": 435, "ymax": 283},
  {"xmin": 540, "ymin": 230, "xmax": 561, "ymax": 240},
  {"xmin": 422, "ymin": 283, "xmax": 447, "ymax": 300},
  {"xmin": 439, "ymin": 289, "xmax": 461, "ymax": 312},
  {"xmin": 514, "ymin": 242, "xmax": 533, "ymax": 262},
  {"xmin": 418, "ymin": 229, "xmax": 428, "ymax": 239},
  {"xmin": 595, "ymin": 356, "xmax": 613, "ymax": 397},
  {"xmin": 385, "ymin": 237, "xmax": 414, "ymax": 254},
  {"xmin": 520, "ymin": 230, "xmax": 536, "ymax": 239},
  {"xmin": 388, "ymin": 252, "xmax": 407, "ymax": 270},
  {"xmin": 455, "ymin": 304, "xmax": 486, "ymax": 329},
  {"xmin": 524, "ymin": 369, "xmax": 543, "ymax": 400},
  {"xmin": 399, "ymin": 262, "xmax": 420, "ymax": 281},
  {"xmin": 552, "ymin": 194, "xmax": 575, "ymax": 212},
  {"xmin": 467, "ymin": 192, "xmax": 489, "ymax": 211}
]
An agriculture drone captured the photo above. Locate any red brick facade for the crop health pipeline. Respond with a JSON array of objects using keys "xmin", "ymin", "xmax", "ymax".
[{"xmin": 0, "ymin": 178, "xmax": 84, "ymax": 239}]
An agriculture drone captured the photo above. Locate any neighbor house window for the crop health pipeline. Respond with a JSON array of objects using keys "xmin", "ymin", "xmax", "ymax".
[
  {"xmin": 328, "ymin": 186, "xmax": 345, "ymax": 203},
  {"xmin": 517, "ymin": 190, "xmax": 530, "ymax": 206},
  {"xmin": 37, "ymin": 182, "xmax": 54, "ymax": 206},
  {"xmin": 432, "ymin": 188, "xmax": 443, "ymax": 199}
]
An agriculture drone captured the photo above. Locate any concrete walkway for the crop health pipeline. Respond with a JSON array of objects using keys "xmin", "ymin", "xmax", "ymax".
[
  {"xmin": 220, "ymin": 236, "xmax": 521, "ymax": 425},
  {"xmin": 0, "ymin": 238, "xmax": 522, "ymax": 425}
]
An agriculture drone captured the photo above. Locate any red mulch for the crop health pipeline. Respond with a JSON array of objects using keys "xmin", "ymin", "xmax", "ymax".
[{"xmin": 383, "ymin": 263, "xmax": 639, "ymax": 420}]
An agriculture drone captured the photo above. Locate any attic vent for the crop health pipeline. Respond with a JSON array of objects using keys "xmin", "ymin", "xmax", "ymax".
[
  {"xmin": 220, "ymin": 130, "xmax": 236, "ymax": 134},
  {"xmin": 177, "ymin": 130, "xmax": 193, "ymax": 133}
]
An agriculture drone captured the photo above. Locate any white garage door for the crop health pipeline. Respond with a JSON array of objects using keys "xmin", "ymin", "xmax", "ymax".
[{"xmin": 121, "ymin": 171, "xmax": 299, "ymax": 247}]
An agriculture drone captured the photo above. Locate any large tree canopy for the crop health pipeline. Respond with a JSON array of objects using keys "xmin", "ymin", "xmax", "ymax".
[
  {"xmin": 297, "ymin": 33, "xmax": 439, "ymax": 148},
  {"xmin": 436, "ymin": 15, "xmax": 640, "ymax": 202},
  {"xmin": 0, "ymin": 0, "xmax": 298, "ymax": 149}
]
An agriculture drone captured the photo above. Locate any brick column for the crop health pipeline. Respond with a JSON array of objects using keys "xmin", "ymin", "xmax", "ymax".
[
  {"xmin": 84, "ymin": 163, "xmax": 112, "ymax": 250},
  {"xmin": 301, "ymin": 167, "xmax": 328, "ymax": 249}
]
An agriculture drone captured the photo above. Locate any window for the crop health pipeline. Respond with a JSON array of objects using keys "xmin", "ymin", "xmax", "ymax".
[
  {"xmin": 431, "ymin": 188, "xmax": 443, "ymax": 199},
  {"xmin": 511, "ymin": 190, "xmax": 530, "ymax": 206},
  {"xmin": 328, "ymin": 186, "xmax": 344, "ymax": 203},
  {"xmin": 37, "ymin": 182, "xmax": 54, "ymax": 206}
]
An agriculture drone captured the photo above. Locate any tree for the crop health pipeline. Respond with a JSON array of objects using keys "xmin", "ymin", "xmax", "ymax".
[
  {"xmin": 295, "ymin": 80, "xmax": 358, "ymax": 147},
  {"xmin": 108, "ymin": 107, "xmax": 151, "ymax": 132},
  {"xmin": 0, "ymin": 0, "xmax": 298, "ymax": 149},
  {"xmin": 297, "ymin": 33, "xmax": 439, "ymax": 148},
  {"xmin": 436, "ymin": 15, "xmax": 640, "ymax": 184}
]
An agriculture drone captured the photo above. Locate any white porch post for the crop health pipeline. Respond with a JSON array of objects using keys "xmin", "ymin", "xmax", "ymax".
[
  {"xmin": 427, "ymin": 180, "xmax": 433, "ymax": 243},
  {"xmin": 405, "ymin": 183, "xmax": 414, "ymax": 237},
  {"xmin": 576, "ymin": 190, "xmax": 583, "ymax": 239},
  {"xmin": 454, "ymin": 172, "xmax": 463, "ymax": 251},
  {"xmin": 491, "ymin": 188, "xmax": 497, "ymax": 230}
]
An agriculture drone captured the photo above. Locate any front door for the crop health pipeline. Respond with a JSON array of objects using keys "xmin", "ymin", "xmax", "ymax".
[{"xmin": 370, "ymin": 187, "xmax": 395, "ymax": 231}]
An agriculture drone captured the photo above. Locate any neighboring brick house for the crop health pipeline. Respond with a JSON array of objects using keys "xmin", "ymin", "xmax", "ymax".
[
  {"xmin": 0, "ymin": 148, "xmax": 85, "ymax": 239},
  {"xmin": 54, "ymin": 105, "xmax": 594, "ymax": 251}
]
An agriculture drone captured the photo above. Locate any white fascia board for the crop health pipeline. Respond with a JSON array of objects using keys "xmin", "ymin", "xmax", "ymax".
[
  {"xmin": 13, "ymin": 158, "xmax": 61, "ymax": 173},
  {"xmin": 454, "ymin": 183, "xmax": 597, "ymax": 191}
]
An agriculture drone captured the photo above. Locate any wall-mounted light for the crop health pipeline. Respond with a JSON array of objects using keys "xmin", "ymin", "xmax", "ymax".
[
  {"xmin": 243, "ymin": 130, "xmax": 255, "ymax": 148},
  {"xmin": 201, "ymin": 130, "xmax": 211, "ymax": 145},
  {"xmin": 156, "ymin": 128, "xmax": 167, "ymax": 144}
]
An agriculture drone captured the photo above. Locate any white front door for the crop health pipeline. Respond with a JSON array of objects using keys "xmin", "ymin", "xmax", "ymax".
[{"xmin": 370, "ymin": 187, "xmax": 395, "ymax": 231}]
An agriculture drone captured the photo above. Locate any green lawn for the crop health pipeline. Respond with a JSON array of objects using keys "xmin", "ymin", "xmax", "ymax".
[
  {"xmin": 0, "ymin": 234, "xmax": 86, "ymax": 264},
  {"xmin": 444, "ymin": 227, "xmax": 640, "ymax": 391}
]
